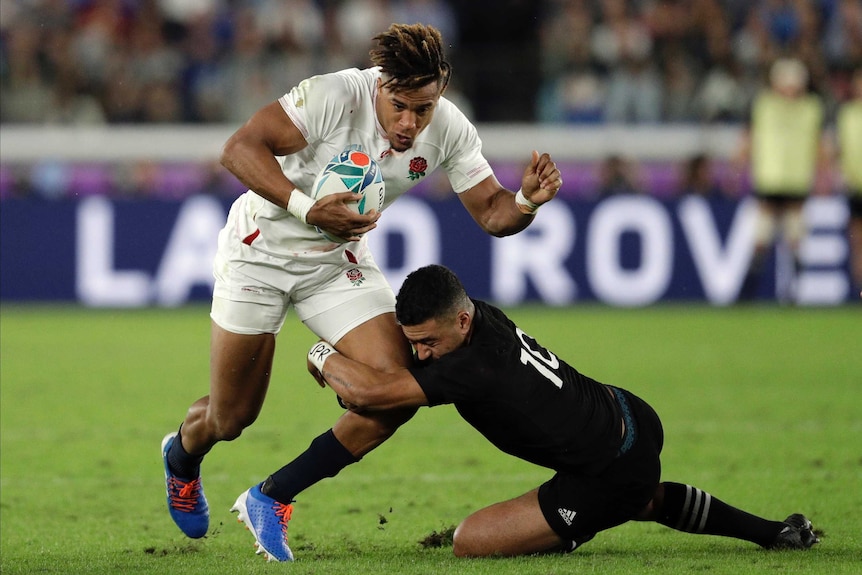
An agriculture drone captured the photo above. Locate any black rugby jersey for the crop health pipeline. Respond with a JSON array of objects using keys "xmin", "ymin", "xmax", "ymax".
[{"xmin": 410, "ymin": 300, "xmax": 624, "ymax": 474}]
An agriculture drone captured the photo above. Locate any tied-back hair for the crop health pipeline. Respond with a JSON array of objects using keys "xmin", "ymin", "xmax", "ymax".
[
  {"xmin": 396, "ymin": 265, "xmax": 469, "ymax": 326},
  {"xmin": 370, "ymin": 23, "xmax": 452, "ymax": 93}
]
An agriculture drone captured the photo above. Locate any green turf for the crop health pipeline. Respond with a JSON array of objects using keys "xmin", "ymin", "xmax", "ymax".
[{"xmin": 1, "ymin": 304, "xmax": 860, "ymax": 574}]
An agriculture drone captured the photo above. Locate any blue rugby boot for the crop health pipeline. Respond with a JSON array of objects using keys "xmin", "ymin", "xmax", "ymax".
[
  {"xmin": 161, "ymin": 432, "xmax": 209, "ymax": 538},
  {"xmin": 231, "ymin": 483, "xmax": 295, "ymax": 561}
]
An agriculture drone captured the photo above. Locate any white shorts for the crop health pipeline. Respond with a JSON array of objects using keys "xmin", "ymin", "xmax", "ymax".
[{"xmin": 210, "ymin": 243, "xmax": 395, "ymax": 344}]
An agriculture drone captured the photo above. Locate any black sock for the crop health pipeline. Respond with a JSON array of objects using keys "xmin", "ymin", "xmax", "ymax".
[
  {"xmin": 658, "ymin": 482, "xmax": 785, "ymax": 547},
  {"xmin": 740, "ymin": 252, "xmax": 766, "ymax": 300},
  {"xmin": 167, "ymin": 428, "xmax": 205, "ymax": 479},
  {"xmin": 261, "ymin": 429, "xmax": 359, "ymax": 504}
]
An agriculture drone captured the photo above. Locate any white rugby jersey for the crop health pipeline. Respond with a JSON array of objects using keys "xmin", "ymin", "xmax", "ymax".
[{"xmin": 225, "ymin": 67, "xmax": 493, "ymax": 260}]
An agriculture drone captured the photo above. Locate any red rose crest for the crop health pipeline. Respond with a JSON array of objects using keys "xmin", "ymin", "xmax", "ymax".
[
  {"xmin": 407, "ymin": 157, "xmax": 428, "ymax": 181},
  {"xmin": 346, "ymin": 268, "xmax": 365, "ymax": 286}
]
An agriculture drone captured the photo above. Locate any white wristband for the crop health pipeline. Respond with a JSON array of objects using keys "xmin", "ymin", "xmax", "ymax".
[
  {"xmin": 308, "ymin": 341, "xmax": 338, "ymax": 372},
  {"xmin": 286, "ymin": 189, "xmax": 316, "ymax": 223},
  {"xmin": 515, "ymin": 188, "xmax": 539, "ymax": 215}
]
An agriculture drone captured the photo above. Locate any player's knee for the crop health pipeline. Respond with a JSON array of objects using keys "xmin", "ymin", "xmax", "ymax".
[
  {"xmin": 366, "ymin": 406, "xmax": 418, "ymax": 437},
  {"xmin": 451, "ymin": 519, "xmax": 489, "ymax": 558},
  {"xmin": 635, "ymin": 483, "xmax": 665, "ymax": 521},
  {"xmin": 206, "ymin": 410, "xmax": 257, "ymax": 442},
  {"xmin": 451, "ymin": 523, "xmax": 474, "ymax": 557}
]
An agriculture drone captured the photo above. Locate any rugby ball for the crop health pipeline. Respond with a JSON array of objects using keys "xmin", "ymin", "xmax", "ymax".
[{"xmin": 311, "ymin": 149, "xmax": 385, "ymax": 242}]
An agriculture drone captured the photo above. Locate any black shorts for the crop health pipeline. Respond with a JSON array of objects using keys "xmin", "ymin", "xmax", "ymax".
[
  {"xmin": 752, "ymin": 191, "xmax": 808, "ymax": 206},
  {"xmin": 538, "ymin": 388, "xmax": 664, "ymax": 540},
  {"xmin": 849, "ymin": 193, "xmax": 862, "ymax": 219}
]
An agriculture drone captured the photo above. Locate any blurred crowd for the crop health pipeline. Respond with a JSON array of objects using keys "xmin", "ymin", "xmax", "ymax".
[{"xmin": 1, "ymin": 0, "xmax": 860, "ymax": 125}]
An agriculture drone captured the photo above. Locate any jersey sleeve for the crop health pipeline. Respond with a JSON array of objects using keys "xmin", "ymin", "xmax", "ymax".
[
  {"xmin": 278, "ymin": 69, "xmax": 363, "ymax": 146},
  {"xmin": 437, "ymin": 100, "xmax": 494, "ymax": 193}
]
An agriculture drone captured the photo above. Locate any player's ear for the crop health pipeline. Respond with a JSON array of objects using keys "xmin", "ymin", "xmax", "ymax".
[{"xmin": 456, "ymin": 310, "xmax": 471, "ymax": 333}]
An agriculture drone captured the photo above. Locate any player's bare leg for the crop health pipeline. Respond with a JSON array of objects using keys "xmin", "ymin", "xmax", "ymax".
[
  {"xmin": 232, "ymin": 313, "xmax": 415, "ymax": 560},
  {"xmin": 259, "ymin": 312, "xmax": 416, "ymax": 505},
  {"xmin": 181, "ymin": 322, "xmax": 277, "ymax": 454},
  {"xmin": 163, "ymin": 322, "xmax": 276, "ymax": 538},
  {"xmin": 451, "ymin": 488, "xmax": 565, "ymax": 557},
  {"xmin": 330, "ymin": 312, "xmax": 416, "ymax": 455}
]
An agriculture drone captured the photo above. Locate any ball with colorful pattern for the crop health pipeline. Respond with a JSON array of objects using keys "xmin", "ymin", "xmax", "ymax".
[{"xmin": 311, "ymin": 149, "xmax": 385, "ymax": 243}]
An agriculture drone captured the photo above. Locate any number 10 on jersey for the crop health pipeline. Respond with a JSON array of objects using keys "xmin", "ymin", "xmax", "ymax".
[{"xmin": 516, "ymin": 328, "xmax": 563, "ymax": 389}]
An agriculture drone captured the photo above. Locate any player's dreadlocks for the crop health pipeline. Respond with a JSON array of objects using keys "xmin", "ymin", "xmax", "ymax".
[{"xmin": 370, "ymin": 23, "xmax": 452, "ymax": 93}]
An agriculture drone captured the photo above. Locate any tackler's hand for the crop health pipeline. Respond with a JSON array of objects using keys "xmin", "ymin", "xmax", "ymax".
[{"xmin": 307, "ymin": 357, "xmax": 327, "ymax": 388}]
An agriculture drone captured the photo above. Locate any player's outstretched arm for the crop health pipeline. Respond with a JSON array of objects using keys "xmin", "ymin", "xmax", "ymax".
[
  {"xmin": 307, "ymin": 342, "xmax": 428, "ymax": 411},
  {"xmin": 458, "ymin": 150, "xmax": 561, "ymax": 237}
]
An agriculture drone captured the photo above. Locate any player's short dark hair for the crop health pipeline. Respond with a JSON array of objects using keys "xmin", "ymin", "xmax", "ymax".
[
  {"xmin": 370, "ymin": 23, "xmax": 451, "ymax": 93},
  {"xmin": 396, "ymin": 265, "xmax": 467, "ymax": 326}
]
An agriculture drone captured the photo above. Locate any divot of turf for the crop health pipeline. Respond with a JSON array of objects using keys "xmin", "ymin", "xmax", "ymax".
[{"xmin": 419, "ymin": 525, "xmax": 456, "ymax": 548}]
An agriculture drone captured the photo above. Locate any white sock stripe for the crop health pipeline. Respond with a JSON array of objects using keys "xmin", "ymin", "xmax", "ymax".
[
  {"xmin": 675, "ymin": 485, "xmax": 694, "ymax": 531},
  {"xmin": 696, "ymin": 493, "xmax": 712, "ymax": 533},
  {"xmin": 685, "ymin": 488, "xmax": 703, "ymax": 533},
  {"xmin": 676, "ymin": 486, "xmax": 712, "ymax": 534}
]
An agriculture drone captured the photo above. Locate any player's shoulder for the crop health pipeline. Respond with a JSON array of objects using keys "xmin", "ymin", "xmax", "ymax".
[
  {"xmin": 329, "ymin": 67, "xmax": 378, "ymax": 89},
  {"xmin": 433, "ymin": 94, "xmax": 473, "ymax": 126},
  {"xmin": 299, "ymin": 67, "xmax": 377, "ymax": 101},
  {"xmin": 471, "ymin": 301, "xmax": 519, "ymax": 351},
  {"xmin": 421, "ymin": 95, "xmax": 479, "ymax": 153}
]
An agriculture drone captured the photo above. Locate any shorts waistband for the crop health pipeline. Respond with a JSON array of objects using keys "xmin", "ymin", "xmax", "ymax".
[{"xmin": 610, "ymin": 386, "xmax": 637, "ymax": 455}]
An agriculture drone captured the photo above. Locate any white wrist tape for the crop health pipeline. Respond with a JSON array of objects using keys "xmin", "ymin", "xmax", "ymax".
[
  {"xmin": 308, "ymin": 341, "xmax": 338, "ymax": 372},
  {"xmin": 286, "ymin": 189, "xmax": 316, "ymax": 223},
  {"xmin": 515, "ymin": 188, "xmax": 540, "ymax": 215}
]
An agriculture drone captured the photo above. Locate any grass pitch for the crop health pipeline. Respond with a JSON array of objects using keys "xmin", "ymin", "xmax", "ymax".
[{"xmin": 1, "ymin": 304, "xmax": 860, "ymax": 574}]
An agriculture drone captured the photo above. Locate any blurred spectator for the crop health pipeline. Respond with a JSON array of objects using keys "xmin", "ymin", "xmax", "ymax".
[
  {"xmin": 603, "ymin": 56, "xmax": 663, "ymax": 123},
  {"xmin": 759, "ymin": 0, "xmax": 803, "ymax": 50},
  {"xmin": 661, "ymin": 46, "xmax": 699, "ymax": 122},
  {"xmin": 737, "ymin": 57, "xmax": 829, "ymax": 302},
  {"xmin": 591, "ymin": 0, "xmax": 653, "ymax": 71},
  {"xmin": 732, "ymin": 4, "xmax": 778, "ymax": 76},
  {"xmin": 597, "ymin": 154, "xmax": 642, "ymax": 196},
  {"xmin": 334, "ymin": 0, "xmax": 396, "ymax": 68},
  {"xmin": 207, "ymin": 6, "xmax": 288, "ymax": 122},
  {"xmin": 835, "ymin": 67, "xmax": 862, "ymax": 296},
  {"xmin": 179, "ymin": 13, "xmax": 226, "ymax": 122},
  {"xmin": 823, "ymin": 0, "xmax": 862, "ymax": 71},
  {"xmin": 643, "ymin": 0, "xmax": 692, "ymax": 64},
  {"xmin": 141, "ymin": 80, "xmax": 184, "ymax": 123},
  {"xmin": 254, "ymin": 0, "xmax": 328, "ymax": 73},
  {"xmin": 158, "ymin": 0, "xmax": 222, "ymax": 27},
  {"xmin": 676, "ymin": 153, "xmax": 727, "ymax": 198},
  {"xmin": 594, "ymin": 0, "xmax": 662, "ymax": 123},
  {"xmin": 537, "ymin": 67, "xmax": 606, "ymax": 124},
  {"xmin": 692, "ymin": 54, "xmax": 752, "ymax": 123},
  {"xmin": 392, "ymin": 0, "xmax": 458, "ymax": 47},
  {"xmin": 0, "ymin": 0, "xmax": 859, "ymax": 127},
  {"xmin": 540, "ymin": 0, "xmax": 597, "ymax": 79},
  {"xmin": 537, "ymin": 0, "xmax": 605, "ymax": 123},
  {"xmin": 0, "ymin": 14, "xmax": 56, "ymax": 122},
  {"xmin": 42, "ymin": 26, "xmax": 106, "ymax": 124}
]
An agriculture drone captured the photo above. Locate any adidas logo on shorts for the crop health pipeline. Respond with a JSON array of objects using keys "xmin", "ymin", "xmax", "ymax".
[{"xmin": 558, "ymin": 507, "xmax": 577, "ymax": 526}]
